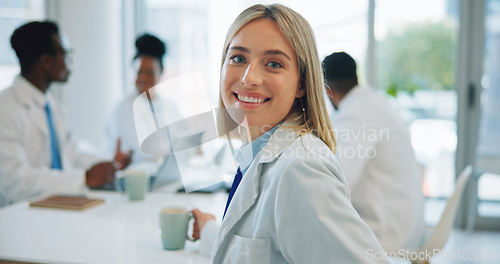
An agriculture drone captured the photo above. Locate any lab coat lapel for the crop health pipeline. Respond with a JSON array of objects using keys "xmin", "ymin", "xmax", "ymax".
[
  {"xmin": 213, "ymin": 157, "xmax": 261, "ymax": 257},
  {"xmin": 257, "ymin": 126, "xmax": 300, "ymax": 164},
  {"xmin": 12, "ymin": 79, "xmax": 49, "ymax": 137},
  {"xmin": 28, "ymin": 103, "xmax": 49, "ymax": 137},
  {"xmin": 212, "ymin": 126, "xmax": 299, "ymax": 261}
]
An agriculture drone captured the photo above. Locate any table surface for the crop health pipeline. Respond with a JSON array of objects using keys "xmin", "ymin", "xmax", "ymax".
[{"xmin": 0, "ymin": 183, "xmax": 227, "ymax": 264}]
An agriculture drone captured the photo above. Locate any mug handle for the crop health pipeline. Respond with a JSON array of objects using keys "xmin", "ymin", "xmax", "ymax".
[
  {"xmin": 187, "ymin": 212, "xmax": 196, "ymax": 242},
  {"xmin": 115, "ymin": 177, "xmax": 126, "ymax": 193}
]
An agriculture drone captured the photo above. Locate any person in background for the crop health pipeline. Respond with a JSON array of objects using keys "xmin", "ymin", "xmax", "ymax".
[
  {"xmin": 106, "ymin": 34, "xmax": 165, "ymax": 164},
  {"xmin": 0, "ymin": 21, "xmax": 130, "ymax": 206},
  {"xmin": 190, "ymin": 4, "xmax": 388, "ymax": 263},
  {"xmin": 0, "ymin": 21, "xmax": 131, "ymax": 207},
  {"xmin": 105, "ymin": 34, "xmax": 183, "ymax": 186},
  {"xmin": 322, "ymin": 51, "xmax": 427, "ymax": 253}
]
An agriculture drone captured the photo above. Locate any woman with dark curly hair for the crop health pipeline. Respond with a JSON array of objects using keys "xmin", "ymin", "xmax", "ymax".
[{"xmin": 106, "ymin": 33, "xmax": 168, "ymax": 165}]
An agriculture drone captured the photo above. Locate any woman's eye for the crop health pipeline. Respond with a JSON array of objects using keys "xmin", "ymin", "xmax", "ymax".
[
  {"xmin": 230, "ymin": 55, "xmax": 245, "ymax": 64},
  {"xmin": 267, "ymin": 61, "xmax": 283, "ymax": 68}
]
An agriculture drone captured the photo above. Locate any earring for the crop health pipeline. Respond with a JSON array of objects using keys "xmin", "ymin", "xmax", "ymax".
[{"xmin": 300, "ymin": 98, "xmax": 309, "ymax": 130}]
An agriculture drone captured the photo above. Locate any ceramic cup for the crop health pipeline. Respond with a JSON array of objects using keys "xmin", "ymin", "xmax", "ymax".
[
  {"xmin": 159, "ymin": 207, "xmax": 195, "ymax": 250},
  {"xmin": 118, "ymin": 170, "xmax": 149, "ymax": 201}
]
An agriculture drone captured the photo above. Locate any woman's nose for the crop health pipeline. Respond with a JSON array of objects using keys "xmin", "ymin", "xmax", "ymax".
[{"xmin": 241, "ymin": 64, "xmax": 262, "ymax": 87}]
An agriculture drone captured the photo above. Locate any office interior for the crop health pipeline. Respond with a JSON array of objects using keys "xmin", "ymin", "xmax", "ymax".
[{"xmin": 0, "ymin": 0, "xmax": 499, "ymax": 263}]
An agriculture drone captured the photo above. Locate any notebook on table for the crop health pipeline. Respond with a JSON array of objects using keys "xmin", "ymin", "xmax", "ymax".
[{"xmin": 29, "ymin": 195, "xmax": 104, "ymax": 210}]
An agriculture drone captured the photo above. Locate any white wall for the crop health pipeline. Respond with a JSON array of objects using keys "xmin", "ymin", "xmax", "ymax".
[{"xmin": 48, "ymin": 0, "xmax": 124, "ymax": 154}]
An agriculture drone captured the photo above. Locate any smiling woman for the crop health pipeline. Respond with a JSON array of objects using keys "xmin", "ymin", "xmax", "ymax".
[
  {"xmin": 221, "ymin": 18, "xmax": 302, "ymax": 140},
  {"xmin": 190, "ymin": 4, "xmax": 389, "ymax": 263},
  {"xmin": 216, "ymin": 4, "xmax": 336, "ymax": 150}
]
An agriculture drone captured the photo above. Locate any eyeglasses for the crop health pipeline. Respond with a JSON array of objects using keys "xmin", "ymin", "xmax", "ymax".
[
  {"xmin": 57, "ymin": 48, "xmax": 74, "ymax": 56},
  {"xmin": 54, "ymin": 48, "xmax": 74, "ymax": 66}
]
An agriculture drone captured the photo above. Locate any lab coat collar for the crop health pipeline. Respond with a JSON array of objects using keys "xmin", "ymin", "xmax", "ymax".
[
  {"xmin": 256, "ymin": 124, "xmax": 300, "ymax": 164},
  {"xmin": 336, "ymin": 84, "xmax": 364, "ymax": 111},
  {"xmin": 12, "ymin": 75, "xmax": 47, "ymax": 108},
  {"xmin": 12, "ymin": 75, "xmax": 54, "ymax": 136},
  {"xmin": 212, "ymin": 124, "xmax": 300, "ymax": 261},
  {"xmin": 235, "ymin": 125, "xmax": 279, "ymax": 174}
]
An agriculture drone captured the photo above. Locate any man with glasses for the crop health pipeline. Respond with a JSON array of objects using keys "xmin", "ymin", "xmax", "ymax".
[{"xmin": 0, "ymin": 21, "xmax": 132, "ymax": 207}]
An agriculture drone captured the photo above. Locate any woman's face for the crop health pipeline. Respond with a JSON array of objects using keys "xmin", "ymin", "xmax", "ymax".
[
  {"xmin": 221, "ymin": 18, "xmax": 302, "ymax": 139},
  {"xmin": 134, "ymin": 56, "xmax": 162, "ymax": 94}
]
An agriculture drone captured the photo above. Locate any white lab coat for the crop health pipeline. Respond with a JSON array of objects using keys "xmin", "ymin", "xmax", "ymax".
[
  {"xmin": 105, "ymin": 92, "xmax": 188, "ymax": 184},
  {"xmin": 105, "ymin": 92, "xmax": 159, "ymax": 164},
  {"xmin": 0, "ymin": 76, "xmax": 102, "ymax": 207},
  {"xmin": 205, "ymin": 126, "xmax": 388, "ymax": 263},
  {"xmin": 331, "ymin": 85, "xmax": 426, "ymax": 253}
]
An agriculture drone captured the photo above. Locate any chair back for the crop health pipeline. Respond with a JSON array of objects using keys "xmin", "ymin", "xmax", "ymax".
[{"xmin": 415, "ymin": 165, "xmax": 473, "ymax": 259}]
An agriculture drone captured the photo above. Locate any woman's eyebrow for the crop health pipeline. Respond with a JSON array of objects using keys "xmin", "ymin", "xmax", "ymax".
[
  {"xmin": 228, "ymin": 46, "xmax": 249, "ymax": 53},
  {"xmin": 229, "ymin": 46, "xmax": 291, "ymax": 61},
  {"xmin": 265, "ymin": 50, "xmax": 291, "ymax": 61}
]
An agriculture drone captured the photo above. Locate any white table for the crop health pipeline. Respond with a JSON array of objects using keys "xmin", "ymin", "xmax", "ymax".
[{"xmin": 0, "ymin": 184, "xmax": 227, "ymax": 264}]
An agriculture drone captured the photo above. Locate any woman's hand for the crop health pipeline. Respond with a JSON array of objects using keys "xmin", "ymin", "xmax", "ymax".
[
  {"xmin": 113, "ymin": 138, "xmax": 132, "ymax": 170},
  {"xmin": 191, "ymin": 209, "xmax": 215, "ymax": 240}
]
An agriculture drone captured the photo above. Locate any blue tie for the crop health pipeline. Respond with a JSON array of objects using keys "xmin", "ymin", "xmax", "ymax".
[
  {"xmin": 223, "ymin": 167, "xmax": 242, "ymax": 219},
  {"xmin": 45, "ymin": 103, "xmax": 62, "ymax": 169}
]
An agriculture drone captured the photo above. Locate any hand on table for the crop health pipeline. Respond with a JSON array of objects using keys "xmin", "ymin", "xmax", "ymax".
[{"xmin": 85, "ymin": 161, "xmax": 116, "ymax": 187}]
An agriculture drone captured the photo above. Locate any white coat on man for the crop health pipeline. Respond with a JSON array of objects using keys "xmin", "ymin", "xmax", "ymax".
[
  {"xmin": 331, "ymin": 85, "xmax": 427, "ymax": 253},
  {"xmin": 0, "ymin": 76, "xmax": 102, "ymax": 206}
]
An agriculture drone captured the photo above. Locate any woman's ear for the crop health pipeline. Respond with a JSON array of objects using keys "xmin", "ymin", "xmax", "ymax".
[{"xmin": 296, "ymin": 85, "xmax": 305, "ymax": 98}]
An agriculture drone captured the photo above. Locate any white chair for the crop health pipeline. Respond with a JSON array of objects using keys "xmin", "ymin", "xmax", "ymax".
[
  {"xmin": 467, "ymin": 156, "xmax": 500, "ymax": 232},
  {"xmin": 406, "ymin": 165, "xmax": 473, "ymax": 264}
]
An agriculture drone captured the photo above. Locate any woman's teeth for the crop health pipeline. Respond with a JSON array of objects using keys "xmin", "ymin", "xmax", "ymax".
[{"xmin": 237, "ymin": 94, "xmax": 268, "ymax": 103}]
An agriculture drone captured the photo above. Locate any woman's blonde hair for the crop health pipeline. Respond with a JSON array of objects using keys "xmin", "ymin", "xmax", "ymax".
[{"xmin": 217, "ymin": 4, "xmax": 336, "ymax": 152}]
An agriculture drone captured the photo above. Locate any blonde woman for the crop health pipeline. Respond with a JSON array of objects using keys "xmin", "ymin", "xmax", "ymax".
[{"xmin": 191, "ymin": 4, "xmax": 388, "ymax": 263}]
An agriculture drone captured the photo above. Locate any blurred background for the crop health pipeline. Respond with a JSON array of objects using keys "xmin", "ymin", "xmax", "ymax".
[{"xmin": 0, "ymin": 0, "xmax": 498, "ymax": 230}]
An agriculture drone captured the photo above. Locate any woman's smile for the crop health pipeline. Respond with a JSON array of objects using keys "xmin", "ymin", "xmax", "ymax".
[
  {"xmin": 221, "ymin": 18, "xmax": 302, "ymax": 139},
  {"xmin": 233, "ymin": 91, "xmax": 271, "ymax": 108}
]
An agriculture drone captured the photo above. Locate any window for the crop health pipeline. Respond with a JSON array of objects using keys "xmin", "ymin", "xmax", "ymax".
[
  {"xmin": 142, "ymin": 0, "xmax": 369, "ymax": 106},
  {"xmin": 476, "ymin": 0, "xmax": 500, "ymax": 216},
  {"xmin": 141, "ymin": 0, "xmax": 470, "ymax": 200},
  {"xmin": 0, "ymin": 0, "xmax": 45, "ymax": 91},
  {"xmin": 375, "ymin": 0, "xmax": 460, "ymax": 198}
]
